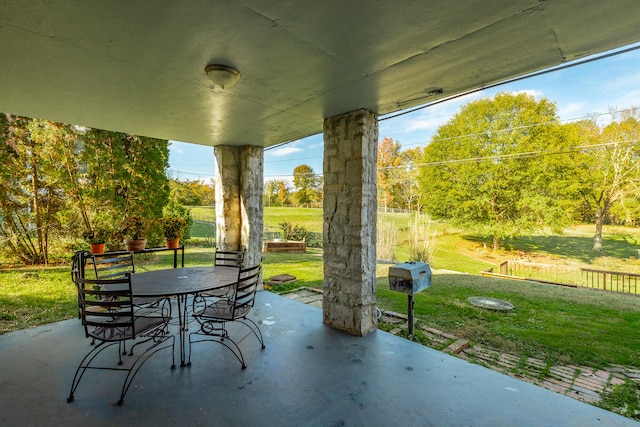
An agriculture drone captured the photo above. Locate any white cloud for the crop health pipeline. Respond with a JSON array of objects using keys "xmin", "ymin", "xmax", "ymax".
[
  {"xmin": 509, "ymin": 89, "xmax": 543, "ymax": 98},
  {"xmin": 380, "ymin": 92, "xmax": 485, "ymax": 145},
  {"xmin": 269, "ymin": 146, "xmax": 303, "ymax": 157},
  {"xmin": 558, "ymin": 102, "xmax": 587, "ymax": 120}
]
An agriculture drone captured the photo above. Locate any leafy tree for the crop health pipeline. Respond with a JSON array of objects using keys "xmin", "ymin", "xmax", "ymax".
[
  {"xmin": 169, "ymin": 179, "xmax": 214, "ymax": 206},
  {"xmin": 377, "ymin": 137, "xmax": 405, "ymax": 211},
  {"xmin": 81, "ymin": 129, "xmax": 170, "ymax": 230},
  {"xmin": 0, "ymin": 115, "xmax": 81, "ymax": 264},
  {"xmin": 418, "ymin": 92, "xmax": 581, "ymax": 249},
  {"xmin": 0, "ymin": 114, "xmax": 174, "ymax": 264},
  {"xmin": 0, "ymin": 115, "xmax": 41, "ymax": 264},
  {"xmin": 292, "ymin": 164, "xmax": 320, "ymax": 205},
  {"xmin": 264, "ymin": 180, "xmax": 278, "ymax": 206},
  {"xmin": 401, "ymin": 147, "xmax": 424, "ymax": 211},
  {"xmin": 277, "ymin": 180, "xmax": 290, "ymax": 206},
  {"xmin": 574, "ymin": 109, "xmax": 640, "ymax": 250}
]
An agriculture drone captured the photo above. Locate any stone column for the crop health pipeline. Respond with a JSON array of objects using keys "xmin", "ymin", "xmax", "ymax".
[
  {"xmin": 322, "ymin": 109, "xmax": 378, "ymax": 336},
  {"xmin": 214, "ymin": 145, "xmax": 264, "ymax": 275},
  {"xmin": 215, "ymin": 146, "xmax": 242, "ymax": 251},
  {"xmin": 239, "ymin": 145, "xmax": 264, "ymax": 270}
]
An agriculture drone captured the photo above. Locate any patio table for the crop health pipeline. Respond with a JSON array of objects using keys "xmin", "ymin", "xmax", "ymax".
[{"xmin": 130, "ymin": 266, "xmax": 239, "ymax": 367}]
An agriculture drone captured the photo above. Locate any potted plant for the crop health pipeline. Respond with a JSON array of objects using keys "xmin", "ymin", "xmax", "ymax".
[
  {"xmin": 119, "ymin": 216, "xmax": 147, "ymax": 251},
  {"xmin": 82, "ymin": 227, "xmax": 109, "ymax": 254},
  {"xmin": 158, "ymin": 216, "xmax": 187, "ymax": 248}
]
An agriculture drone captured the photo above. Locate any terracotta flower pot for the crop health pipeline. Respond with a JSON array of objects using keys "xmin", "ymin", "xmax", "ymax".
[
  {"xmin": 165, "ymin": 238, "xmax": 180, "ymax": 249},
  {"xmin": 124, "ymin": 238, "xmax": 147, "ymax": 252},
  {"xmin": 90, "ymin": 243, "xmax": 105, "ymax": 254}
]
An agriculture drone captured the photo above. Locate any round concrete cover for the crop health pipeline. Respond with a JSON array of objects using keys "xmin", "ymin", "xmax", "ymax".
[{"xmin": 467, "ymin": 296, "xmax": 515, "ymax": 311}]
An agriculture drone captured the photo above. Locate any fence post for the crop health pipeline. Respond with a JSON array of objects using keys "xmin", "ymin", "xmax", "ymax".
[{"xmin": 500, "ymin": 261, "xmax": 508, "ymax": 275}]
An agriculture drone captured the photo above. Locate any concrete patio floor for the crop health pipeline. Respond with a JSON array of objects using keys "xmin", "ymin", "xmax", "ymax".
[{"xmin": 1, "ymin": 291, "xmax": 637, "ymax": 427}]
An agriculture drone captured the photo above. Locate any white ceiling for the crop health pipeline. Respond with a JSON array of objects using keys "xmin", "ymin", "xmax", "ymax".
[{"xmin": 1, "ymin": 1, "xmax": 639, "ymax": 148}]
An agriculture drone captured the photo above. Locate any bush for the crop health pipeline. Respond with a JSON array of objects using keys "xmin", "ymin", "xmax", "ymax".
[{"xmin": 279, "ymin": 222, "xmax": 308, "ymax": 242}]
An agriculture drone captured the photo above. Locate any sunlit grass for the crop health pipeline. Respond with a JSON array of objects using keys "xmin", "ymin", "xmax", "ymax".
[
  {"xmin": 0, "ymin": 267, "xmax": 75, "ymax": 333},
  {"xmin": 3, "ymin": 208, "xmax": 640, "ymax": 375}
]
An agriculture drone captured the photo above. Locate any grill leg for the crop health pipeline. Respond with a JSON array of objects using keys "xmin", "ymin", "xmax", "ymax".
[{"xmin": 408, "ymin": 294, "xmax": 414, "ymax": 338}]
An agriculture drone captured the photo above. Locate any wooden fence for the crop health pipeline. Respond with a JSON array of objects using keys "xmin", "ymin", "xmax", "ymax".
[{"xmin": 482, "ymin": 260, "xmax": 640, "ymax": 295}]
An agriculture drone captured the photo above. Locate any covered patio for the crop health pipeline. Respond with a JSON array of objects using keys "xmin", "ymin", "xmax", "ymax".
[
  {"xmin": 1, "ymin": 292, "xmax": 636, "ymax": 426},
  {"xmin": 2, "ymin": 2, "xmax": 640, "ymax": 424}
]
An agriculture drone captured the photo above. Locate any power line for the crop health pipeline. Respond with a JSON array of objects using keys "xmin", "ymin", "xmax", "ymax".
[
  {"xmin": 382, "ymin": 138, "xmax": 640, "ymax": 170},
  {"xmin": 399, "ymin": 107, "xmax": 639, "ymax": 149}
]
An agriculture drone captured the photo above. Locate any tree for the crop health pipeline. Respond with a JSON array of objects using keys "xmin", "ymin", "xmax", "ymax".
[
  {"xmin": 169, "ymin": 179, "xmax": 215, "ymax": 206},
  {"xmin": 277, "ymin": 180, "xmax": 290, "ymax": 206},
  {"xmin": 264, "ymin": 180, "xmax": 277, "ymax": 206},
  {"xmin": 82, "ymin": 129, "xmax": 170, "ymax": 229},
  {"xmin": 0, "ymin": 115, "xmax": 81, "ymax": 264},
  {"xmin": 0, "ymin": 114, "xmax": 173, "ymax": 264},
  {"xmin": 0, "ymin": 114, "xmax": 42, "ymax": 264},
  {"xmin": 418, "ymin": 92, "xmax": 581, "ymax": 249},
  {"xmin": 400, "ymin": 147, "xmax": 423, "ymax": 211},
  {"xmin": 377, "ymin": 137, "xmax": 405, "ymax": 211},
  {"xmin": 292, "ymin": 164, "xmax": 320, "ymax": 205},
  {"xmin": 574, "ymin": 109, "xmax": 640, "ymax": 250}
]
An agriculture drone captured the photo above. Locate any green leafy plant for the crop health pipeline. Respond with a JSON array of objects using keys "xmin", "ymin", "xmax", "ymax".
[
  {"xmin": 158, "ymin": 216, "xmax": 187, "ymax": 241},
  {"xmin": 81, "ymin": 227, "xmax": 110, "ymax": 244},
  {"xmin": 598, "ymin": 381, "xmax": 640, "ymax": 420},
  {"xmin": 163, "ymin": 199, "xmax": 193, "ymax": 240},
  {"xmin": 279, "ymin": 221, "xmax": 309, "ymax": 242},
  {"xmin": 118, "ymin": 216, "xmax": 147, "ymax": 240}
]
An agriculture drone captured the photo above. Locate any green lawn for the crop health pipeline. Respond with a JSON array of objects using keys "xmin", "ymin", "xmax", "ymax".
[
  {"xmin": 2, "ymin": 207, "xmax": 640, "ymax": 374},
  {"xmin": 0, "ymin": 267, "xmax": 75, "ymax": 333}
]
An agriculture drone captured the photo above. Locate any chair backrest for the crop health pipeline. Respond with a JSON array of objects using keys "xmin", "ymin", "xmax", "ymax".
[
  {"xmin": 215, "ymin": 249, "xmax": 245, "ymax": 268},
  {"xmin": 90, "ymin": 252, "xmax": 135, "ymax": 280},
  {"xmin": 71, "ymin": 250, "xmax": 90, "ymax": 284},
  {"xmin": 230, "ymin": 263, "xmax": 261, "ymax": 318},
  {"xmin": 76, "ymin": 275, "xmax": 136, "ymax": 341}
]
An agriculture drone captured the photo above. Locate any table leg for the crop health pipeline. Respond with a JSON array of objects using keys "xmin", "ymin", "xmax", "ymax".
[{"xmin": 177, "ymin": 294, "xmax": 189, "ymax": 367}]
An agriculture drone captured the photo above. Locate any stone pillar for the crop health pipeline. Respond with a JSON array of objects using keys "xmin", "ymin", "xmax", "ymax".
[
  {"xmin": 239, "ymin": 145, "xmax": 264, "ymax": 269},
  {"xmin": 214, "ymin": 146, "xmax": 242, "ymax": 251},
  {"xmin": 214, "ymin": 145, "xmax": 264, "ymax": 276},
  {"xmin": 322, "ymin": 109, "xmax": 378, "ymax": 336}
]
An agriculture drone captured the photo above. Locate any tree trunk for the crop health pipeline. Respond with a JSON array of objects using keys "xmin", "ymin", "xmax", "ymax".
[
  {"xmin": 31, "ymin": 161, "xmax": 45, "ymax": 264},
  {"xmin": 593, "ymin": 206, "xmax": 604, "ymax": 251}
]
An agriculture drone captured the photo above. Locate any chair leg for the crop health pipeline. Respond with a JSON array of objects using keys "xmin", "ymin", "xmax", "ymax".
[
  {"xmin": 189, "ymin": 321, "xmax": 247, "ymax": 369},
  {"xmin": 237, "ymin": 317, "xmax": 266, "ymax": 350},
  {"xmin": 68, "ymin": 336, "xmax": 175, "ymax": 405},
  {"xmin": 118, "ymin": 335, "xmax": 175, "ymax": 405},
  {"xmin": 67, "ymin": 341, "xmax": 117, "ymax": 403}
]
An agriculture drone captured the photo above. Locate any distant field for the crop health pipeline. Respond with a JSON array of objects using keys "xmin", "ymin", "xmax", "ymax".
[{"xmin": 187, "ymin": 205, "xmax": 640, "ymax": 274}]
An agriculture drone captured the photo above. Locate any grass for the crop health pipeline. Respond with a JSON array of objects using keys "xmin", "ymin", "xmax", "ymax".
[
  {"xmin": 0, "ymin": 267, "xmax": 75, "ymax": 334},
  {"xmin": 3, "ymin": 208, "xmax": 640, "ymax": 372},
  {"xmin": 376, "ymin": 271, "xmax": 640, "ymax": 368},
  {"xmin": 3, "ymin": 207, "xmax": 639, "ymax": 419}
]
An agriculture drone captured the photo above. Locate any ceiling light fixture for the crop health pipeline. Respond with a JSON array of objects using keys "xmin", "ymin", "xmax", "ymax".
[{"xmin": 205, "ymin": 64, "xmax": 240, "ymax": 89}]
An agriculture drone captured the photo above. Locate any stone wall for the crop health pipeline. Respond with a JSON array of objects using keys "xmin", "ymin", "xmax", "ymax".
[{"xmin": 322, "ymin": 109, "xmax": 378, "ymax": 336}]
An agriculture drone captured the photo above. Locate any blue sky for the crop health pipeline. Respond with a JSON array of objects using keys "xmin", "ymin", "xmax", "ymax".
[{"xmin": 168, "ymin": 44, "xmax": 640, "ymax": 183}]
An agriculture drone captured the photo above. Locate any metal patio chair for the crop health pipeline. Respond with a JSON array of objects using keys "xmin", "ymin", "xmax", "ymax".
[
  {"xmin": 71, "ymin": 250, "xmax": 91, "ymax": 318},
  {"xmin": 188, "ymin": 263, "xmax": 265, "ymax": 369},
  {"xmin": 200, "ymin": 249, "xmax": 246, "ymax": 299},
  {"xmin": 67, "ymin": 275, "xmax": 175, "ymax": 405},
  {"xmin": 90, "ymin": 251, "xmax": 163, "ymax": 309},
  {"xmin": 214, "ymin": 249, "xmax": 245, "ymax": 267}
]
